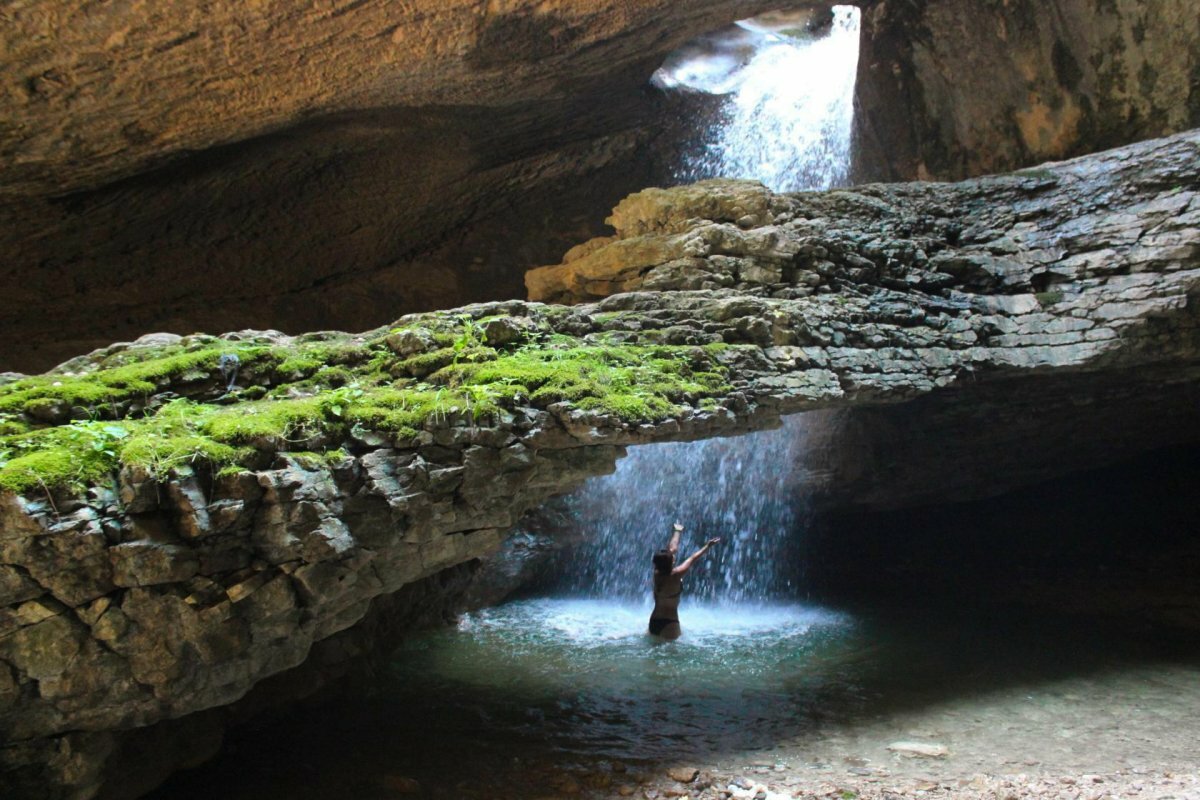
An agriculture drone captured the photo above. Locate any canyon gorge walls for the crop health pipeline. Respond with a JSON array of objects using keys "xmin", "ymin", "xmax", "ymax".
[
  {"xmin": 2, "ymin": 0, "xmax": 1197, "ymax": 371},
  {"xmin": 856, "ymin": 0, "xmax": 1200, "ymax": 180},
  {"xmin": 1, "ymin": 130, "xmax": 1198, "ymax": 797}
]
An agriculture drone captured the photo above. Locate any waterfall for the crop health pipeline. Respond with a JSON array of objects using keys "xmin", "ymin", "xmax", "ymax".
[
  {"xmin": 666, "ymin": 5, "xmax": 861, "ymax": 192},
  {"xmin": 557, "ymin": 417, "xmax": 816, "ymax": 604},
  {"xmin": 544, "ymin": 10, "xmax": 861, "ymax": 607}
]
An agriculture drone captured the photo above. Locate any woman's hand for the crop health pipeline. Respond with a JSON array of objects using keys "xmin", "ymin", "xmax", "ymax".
[{"xmin": 706, "ymin": 537, "xmax": 721, "ymax": 548}]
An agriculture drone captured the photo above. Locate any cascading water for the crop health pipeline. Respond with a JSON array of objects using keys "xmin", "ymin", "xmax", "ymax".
[
  {"xmin": 145, "ymin": 10, "xmax": 1200, "ymax": 799},
  {"xmin": 663, "ymin": 6, "xmax": 862, "ymax": 192},
  {"xmin": 540, "ymin": 8, "xmax": 863, "ymax": 608},
  {"xmin": 558, "ymin": 417, "xmax": 816, "ymax": 604}
]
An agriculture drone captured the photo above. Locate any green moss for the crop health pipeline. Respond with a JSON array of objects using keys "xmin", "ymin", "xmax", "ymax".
[
  {"xmin": 0, "ymin": 316, "xmax": 735, "ymax": 496},
  {"xmin": 0, "ymin": 421, "xmax": 130, "ymax": 492},
  {"xmin": 273, "ymin": 342, "xmax": 371, "ymax": 377},
  {"xmin": 0, "ymin": 448, "xmax": 105, "ymax": 493},
  {"xmin": 216, "ymin": 464, "xmax": 251, "ymax": 479},
  {"xmin": 275, "ymin": 354, "xmax": 325, "ymax": 375},
  {"xmin": 0, "ymin": 417, "xmax": 32, "ymax": 436},
  {"xmin": 1036, "ymin": 289, "xmax": 1065, "ymax": 307},
  {"xmin": 576, "ymin": 393, "xmax": 675, "ymax": 421},
  {"xmin": 113, "ymin": 400, "xmax": 248, "ymax": 477},
  {"xmin": 286, "ymin": 448, "xmax": 351, "ymax": 470},
  {"xmin": 202, "ymin": 396, "xmax": 331, "ymax": 444},
  {"xmin": 0, "ymin": 345, "xmax": 266, "ymax": 417},
  {"xmin": 436, "ymin": 343, "xmax": 729, "ymax": 422},
  {"xmin": 397, "ymin": 347, "xmax": 459, "ymax": 377},
  {"xmin": 342, "ymin": 387, "xmax": 485, "ymax": 437},
  {"xmin": 121, "ymin": 434, "xmax": 249, "ymax": 477}
]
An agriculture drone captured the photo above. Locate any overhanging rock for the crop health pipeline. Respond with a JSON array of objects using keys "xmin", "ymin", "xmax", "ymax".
[{"xmin": 1, "ymin": 130, "xmax": 1198, "ymax": 799}]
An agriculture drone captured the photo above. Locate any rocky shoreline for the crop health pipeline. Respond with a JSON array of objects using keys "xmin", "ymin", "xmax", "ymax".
[{"xmin": 607, "ymin": 766, "xmax": 1199, "ymax": 800}]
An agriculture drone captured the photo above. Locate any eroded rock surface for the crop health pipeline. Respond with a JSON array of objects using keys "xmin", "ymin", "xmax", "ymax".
[
  {"xmin": 856, "ymin": 0, "xmax": 1200, "ymax": 180},
  {"xmin": 0, "ymin": 0, "xmax": 763, "ymax": 373},
  {"xmin": 4, "ymin": 0, "xmax": 1198, "ymax": 373},
  {"xmin": 0, "ymin": 0, "xmax": 781, "ymax": 197},
  {"xmin": 2, "ymin": 131, "xmax": 1199, "ymax": 798}
]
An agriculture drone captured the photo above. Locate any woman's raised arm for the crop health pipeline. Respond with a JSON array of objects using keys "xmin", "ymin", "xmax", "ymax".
[{"xmin": 672, "ymin": 537, "xmax": 721, "ymax": 576}]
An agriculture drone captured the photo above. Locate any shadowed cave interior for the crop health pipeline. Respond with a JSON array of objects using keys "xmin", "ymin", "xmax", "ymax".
[{"xmin": 1, "ymin": 1, "xmax": 1199, "ymax": 798}]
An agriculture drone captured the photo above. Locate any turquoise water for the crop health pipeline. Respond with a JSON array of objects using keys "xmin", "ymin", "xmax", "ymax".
[
  {"xmin": 386, "ymin": 599, "xmax": 855, "ymax": 759},
  {"xmin": 152, "ymin": 597, "xmax": 1200, "ymax": 799}
]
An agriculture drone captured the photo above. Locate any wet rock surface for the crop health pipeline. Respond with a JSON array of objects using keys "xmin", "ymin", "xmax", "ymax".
[{"xmin": 2, "ymin": 131, "xmax": 1199, "ymax": 798}]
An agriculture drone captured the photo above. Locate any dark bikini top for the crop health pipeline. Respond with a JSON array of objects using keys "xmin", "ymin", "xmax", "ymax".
[{"xmin": 653, "ymin": 575, "xmax": 683, "ymax": 600}]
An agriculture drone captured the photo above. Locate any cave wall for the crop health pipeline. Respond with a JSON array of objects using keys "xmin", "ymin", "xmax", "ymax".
[
  {"xmin": 0, "ymin": 0, "xmax": 758, "ymax": 374},
  {"xmin": 0, "ymin": 83, "xmax": 713, "ymax": 373},
  {"xmin": 1, "ymin": 0, "xmax": 781, "ymax": 198},
  {"xmin": 6, "ymin": 1, "xmax": 1200, "ymax": 373},
  {"xmin": 798, "ymin": 363, "xmax": 1200, "ymax": 513},
  {"xmin": 855, "ymin": 0, "xmax": 1200, "ymax": 180}
]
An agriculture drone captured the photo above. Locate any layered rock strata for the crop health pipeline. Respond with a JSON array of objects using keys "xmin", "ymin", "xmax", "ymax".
[
  {"xmin": 856, "ymin": 0, "xmax": 1200, "ymax": 181},
  {"xmin": 0, "ymin": 0, "xmax": 770, "ymax": 373},
  {"xmin": 4, "ymin": 0, "xmax": 1199, "ymax": 372},
  {"xmin": 1, "ymin": 130, "xmax": 1198, "ymax": 798}
]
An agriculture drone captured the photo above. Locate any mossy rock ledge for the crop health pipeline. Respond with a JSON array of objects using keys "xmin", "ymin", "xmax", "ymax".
[{"xmin": 3, "ymin": 130, "xmax": 1200, "ymax": 799}]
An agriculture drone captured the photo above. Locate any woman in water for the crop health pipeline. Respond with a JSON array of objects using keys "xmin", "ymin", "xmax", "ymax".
[{"xmin": 648, "ymin": 523, "xmax": 721, "ymax": 640}]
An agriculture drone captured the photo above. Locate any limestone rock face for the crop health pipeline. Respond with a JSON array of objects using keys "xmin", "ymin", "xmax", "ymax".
[
  {"xmin": 1, "ymin": 131, "xmax": 1198, "ymax": 800},
  {"xmin": 529, "ymin": 132, "xmax": 1200, "ymax": 316},
  {"xmin": 3, "ymin": 0, "xmax": 1198, "ymax": 374},
  {"xmin": 857, "ymin": 0, "xmax": 1200, "ymax": 180},
  {"xmin": 0, "ymin": 0, "xmax": 780, "ymax": 198},
  {"xmin": 0, "ymin": 0, "xmax": 762, "ymax": 374}
]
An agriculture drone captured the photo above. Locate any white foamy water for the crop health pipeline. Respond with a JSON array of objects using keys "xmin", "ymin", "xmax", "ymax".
[
  {"xmin": 463, "ymin": 598, "xmax": 843, "ymax": 649},
  {"xmin": 555, "ymin": 416, "xmax": 819, "ymax": 603},
  {"xmin": 440, "ymin": 597, "xmax": 853, "ymax": 693},
  {"xmin": 666, "ymin": 6, "xmax": 861, "ymax": 191}
]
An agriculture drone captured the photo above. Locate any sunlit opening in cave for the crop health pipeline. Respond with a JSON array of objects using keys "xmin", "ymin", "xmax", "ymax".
[{"xmin": 655, "ymin": 6, "xmax": 862, "ymax": 192}]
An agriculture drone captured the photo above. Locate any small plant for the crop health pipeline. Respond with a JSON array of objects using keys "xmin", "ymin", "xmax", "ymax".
[
  {"xmin": 451, "ymin": 316, "xmax": 484, "ymax": 362},
  {"xmin": 321, "ymin": 385, "xmax": 366, "ymax": 420},
  {"xmin": 1035, "ymin": 289, "xmax": 1064, "ymax": 307}
]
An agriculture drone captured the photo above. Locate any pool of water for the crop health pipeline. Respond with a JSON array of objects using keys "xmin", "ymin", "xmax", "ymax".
[
  {"xmin": 385, "ymin": 599, "xmax": 856, "ymax": 760},
  {"xmin": 153, "ymin": 597, "xmax": 1200, "ymax": 799}
]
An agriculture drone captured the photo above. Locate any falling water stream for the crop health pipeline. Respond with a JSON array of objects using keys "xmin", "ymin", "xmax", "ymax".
[
  {"xmin": 151, "ymin": 9, "xmax": 1200, "ymax": 800},
  {"xmin": 665, "ymin": 6, "xmax": 861, "ymax": 191},
  {"xmin": 557, "ymin": 417, "xmax": 816, "ymax": 603},
  {"xmin": 504, "ymin": 7, "xmax": 865, "ymax": 643}
]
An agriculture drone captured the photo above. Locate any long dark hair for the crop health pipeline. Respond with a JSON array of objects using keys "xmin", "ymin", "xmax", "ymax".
[{"xmin": 652, "ymin": 549, "xmax": 674, "ymax": 575}]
